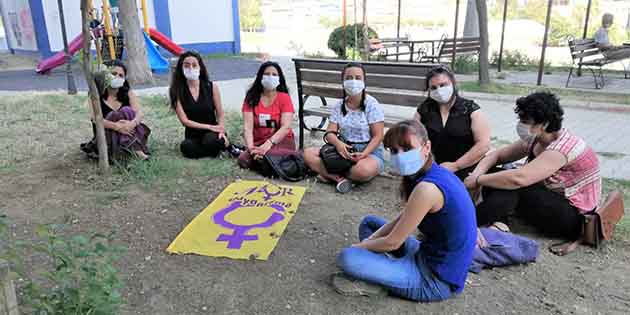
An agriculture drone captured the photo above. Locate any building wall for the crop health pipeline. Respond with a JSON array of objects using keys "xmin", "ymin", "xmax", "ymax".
[
  {"xmin": 0, "ymin": 0, "xmax": 37, "ymax": 52},
  {"xmin": 41, "ymin": 0, "xmax": 156, "ymax": 53}
]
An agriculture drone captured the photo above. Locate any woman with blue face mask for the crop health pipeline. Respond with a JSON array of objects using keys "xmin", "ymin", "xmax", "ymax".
[
  {"xmin": 303, "ymin": 62, "xmax": 385, "ymax": 193},
  {"xmin": 413, "ymin": 66, "xmax": 491, "ymax": 180},
  {"xmin": 333, "ymin": 120, "xmax": 477, "ymax": 302}
]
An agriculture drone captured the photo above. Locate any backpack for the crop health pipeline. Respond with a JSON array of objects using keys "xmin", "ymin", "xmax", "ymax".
[{"xmin": 255, "ymin": 149, "xmax": 310, "ymax": 182}]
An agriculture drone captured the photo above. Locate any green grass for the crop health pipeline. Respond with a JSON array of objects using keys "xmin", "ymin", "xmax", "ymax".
[{"xmin": 459, "ymin": 81, "xmax": 630, "ymax": 106}]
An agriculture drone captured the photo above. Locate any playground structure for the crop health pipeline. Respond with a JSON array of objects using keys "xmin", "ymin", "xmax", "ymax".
[{"xmin": 35, "ymin": 0, "xmax": 182, "ymax": 74}]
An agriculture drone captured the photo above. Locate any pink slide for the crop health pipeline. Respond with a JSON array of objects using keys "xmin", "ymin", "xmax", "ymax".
[
  {"xmin": 36, "ymin": 34, "xmax": 83, "ymax": 74},
  {"xmin": 148, "ymin": 28, "xmax": 183, "ymax": 56}
]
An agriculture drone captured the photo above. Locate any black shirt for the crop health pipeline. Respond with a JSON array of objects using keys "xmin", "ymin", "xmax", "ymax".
[
  {"xmin": 100, "ymin": 95, "xmax": 129, "ymax": 118},
  {"xmin": 181, "ymin": 81, "xmax": 218, "ymax": 139},
  {"xmin": 417, "ymin": 95, "xmax": 480, "ymax": 164}
]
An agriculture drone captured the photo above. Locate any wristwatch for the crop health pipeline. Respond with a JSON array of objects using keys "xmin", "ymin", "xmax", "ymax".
[{"xmin": 269, "ymin": 138, "xmax": 277, "ymax": 145}]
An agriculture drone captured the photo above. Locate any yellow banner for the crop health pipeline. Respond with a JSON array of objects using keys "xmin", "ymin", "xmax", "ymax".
[{"xmin": 166, "ymin": 181, "xmax": 306, "ymax": 260}]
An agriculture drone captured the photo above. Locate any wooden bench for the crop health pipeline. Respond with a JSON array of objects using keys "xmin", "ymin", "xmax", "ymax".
[
  {"xmin": 419, "ymin": 36, "xmax": 481, "ymax": 63},
  {"xmin": 293, "ymin": 58, "xmax": 439, "ymax": 149},
  {"xmin": 566, "ymin": 38, "xmax": 630, "ymax": 89}
]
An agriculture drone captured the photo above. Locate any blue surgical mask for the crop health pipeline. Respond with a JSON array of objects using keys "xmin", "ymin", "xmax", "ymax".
[{"xmin": 391, "ymin": 149, "xmax": 425, "ymax": 176}]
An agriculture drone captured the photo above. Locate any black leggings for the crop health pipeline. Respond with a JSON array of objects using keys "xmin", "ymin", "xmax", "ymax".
[
  {"xmin": 180, "ymin": 132, "xmax": 226, "ymax": 159},
  {"xmin": 476, "ymin": 183, "xmax": 583, "ymax": 240}
]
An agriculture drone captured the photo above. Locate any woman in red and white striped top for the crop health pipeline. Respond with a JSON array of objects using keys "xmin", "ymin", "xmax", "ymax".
[{"xmin": 464, "ymin": 92, "xmax": 601, "ymax": 240}]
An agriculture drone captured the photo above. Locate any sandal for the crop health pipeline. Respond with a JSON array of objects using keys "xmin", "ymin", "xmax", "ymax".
[
  {"xmin": 331, "ymin": 272, "xmax": 387, "ymax": 297},
  {"xmin": 489, "ymin": 222, "xmax": 510, "ymax": 233}
]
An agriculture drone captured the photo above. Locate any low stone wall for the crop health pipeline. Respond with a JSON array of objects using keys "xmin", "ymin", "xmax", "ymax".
[{"xmin": 0, "ymin": 260, "xmax": 18, "ymax": 315}]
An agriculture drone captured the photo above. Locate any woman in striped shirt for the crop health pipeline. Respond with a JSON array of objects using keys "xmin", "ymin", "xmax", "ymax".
[{"xmin": 464, "ymin": 92, "xmax": 601, "ymax": 240}]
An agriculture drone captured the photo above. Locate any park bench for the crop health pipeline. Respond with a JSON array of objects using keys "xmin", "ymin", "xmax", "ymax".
[
  {"xmin": 293, "ymin": 58, "xmax": 439, "ymax": 149},
  {"xmin": 565, "ymin": 38, "xmax": 630, "ymax": 89},
  {"xmin": 419, "ymin": 36, "xmax": 481, "ymax": 64}
]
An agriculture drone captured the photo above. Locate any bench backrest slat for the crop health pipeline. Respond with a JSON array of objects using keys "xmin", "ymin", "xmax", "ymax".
[
  {"xmin": 300, "ymin": 69, "xmax": 426, "ymax": 91},
  {"xmin": 301, "ymin": 84, "xmax": 424, "ymax": 107},
  {"xmin": 568, "ymin": 38, "xmax": 603, "ymax": 61},
  {"xmin": 294, "ymin": 58, "xmax": 434, "ymax": 108}
]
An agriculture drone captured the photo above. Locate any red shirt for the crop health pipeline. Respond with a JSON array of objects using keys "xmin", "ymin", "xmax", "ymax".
[{"xmin": 242, "ymin": 92, "xmax": 295, "ymax": 145}]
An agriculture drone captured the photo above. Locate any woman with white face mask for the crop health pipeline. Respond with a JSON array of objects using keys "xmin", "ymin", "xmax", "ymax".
[
  {"xmin": 333, "ymin": 120, "xmax": 477, "ymax": 302},
  {"xmin": 413, "ymin": 66, "xmax": 491, "ymax": 180},
  {"xmin": 81, "ymin": 59, "xmax": 151, "ymax": 161},
  {"xmin": 303, "ymin": 62, "xmax": 385, "ymax": 193},
  {"xmin": 464, "ymin": 92, "xmax": 602, "ymax": 249},
  {"xmin": 239, "ymin": 61, "xmax": 296, "ymax": 170},
  {"xmin": 169, "ymin": 51, "xmax": 242, "ymax": 159}
]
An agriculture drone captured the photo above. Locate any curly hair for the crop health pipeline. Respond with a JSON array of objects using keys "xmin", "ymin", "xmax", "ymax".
[{"xmin": 514, "ymin": 92, "xmax": 564, "ymax": 133}]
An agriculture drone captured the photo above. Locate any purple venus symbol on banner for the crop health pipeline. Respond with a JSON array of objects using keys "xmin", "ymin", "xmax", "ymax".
[{"xmin": 212, "ymin": 201, "xmax": 286, "ymax": 249}]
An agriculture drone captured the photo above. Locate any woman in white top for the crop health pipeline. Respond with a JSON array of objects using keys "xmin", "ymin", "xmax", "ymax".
[{"xmin": 304, "ymin": 62, "xmax": 385, "ymax": 193}]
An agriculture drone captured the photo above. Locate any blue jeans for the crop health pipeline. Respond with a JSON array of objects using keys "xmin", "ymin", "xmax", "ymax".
[{"xmin": 337, "ymin": 215, "xmax": 453, "ymax": 302}]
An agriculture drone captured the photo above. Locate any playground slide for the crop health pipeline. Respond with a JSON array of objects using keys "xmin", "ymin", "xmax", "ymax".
[
  {"xmin": 36, "ymin": 34, "xmax": 83, "ymax": 74},
  {"xmin": 143, "ymin": 32, "xmax": 169, "ymax": 73},
  {"xmin": 148, "ymin": 28, "xmax": 184, "ymax": 56}
]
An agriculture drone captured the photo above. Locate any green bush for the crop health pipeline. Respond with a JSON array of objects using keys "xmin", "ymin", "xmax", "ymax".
[
  {"xmin": 0, "ymin": 218, "xmax": 125, "ymax": 315},
  {"xmin": 453, "ymin": 55, "xmax": 479, "ymax": 74},
  {"xmin": 327, "ymin": 23, "xmax": 378, "ymax": 59}
]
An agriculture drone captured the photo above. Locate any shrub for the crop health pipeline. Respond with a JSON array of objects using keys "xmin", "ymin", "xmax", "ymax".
[
  {"xmin": 327, "ymin": 23, "xmax": 378, "ymax": 59},
  {"xmin": 0, "ymin": 218, "xmax": 125, "ymax": 315},
  {"xmin": 453, "ymin": 55, "xmax": 479, "ymax": 74}
]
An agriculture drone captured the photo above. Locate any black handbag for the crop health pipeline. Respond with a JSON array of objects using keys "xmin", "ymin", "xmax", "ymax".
[
  {"xmin": 254, "ymin": 148, "xmax": 310, "ymax": 182},
  {"xmin": 319, "ymin": 131, "xmax": 354, "ymax": 175}
]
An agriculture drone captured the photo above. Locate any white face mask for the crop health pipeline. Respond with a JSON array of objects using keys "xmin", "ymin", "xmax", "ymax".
[
  {"xmin": 343, "ymin": 80, "xmax": 365, "ymax": 96},
  {"xmin": 430, "ymin": 85, "xmax": 454, "ymax": 104},
  {"xmin": 183, "ymin": 68, "xmax": 200, "ymax": 81},
  {"xmin": 109, "ymin": 76, "xmax": 125, "ymax": 89},
  {"xmin": 261, "ymin": 75, "xmax": 280, "ymax": 90},
  {"xmin": 516, "ymin": 122, "xmax": 535, "ymax": 142}
]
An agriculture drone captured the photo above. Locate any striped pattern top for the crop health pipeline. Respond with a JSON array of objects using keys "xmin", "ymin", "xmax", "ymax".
[{"xmin": 542, "ymin": 129, "xmax": 601, "ymax": 212}]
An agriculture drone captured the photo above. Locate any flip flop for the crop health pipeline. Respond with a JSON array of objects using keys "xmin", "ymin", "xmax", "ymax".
[
  {"xmin": 331, "ymin": 272, "xmax": 387, "ymax": 297},
  {"xmin": 489, "ymin": 222, "xmax": 510, "ymax": 233}
]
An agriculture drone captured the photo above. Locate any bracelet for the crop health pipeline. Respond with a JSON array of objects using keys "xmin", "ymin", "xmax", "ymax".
[{"xmin": 267, "ymin": 138, "xmax": 276, "ymax": 145}]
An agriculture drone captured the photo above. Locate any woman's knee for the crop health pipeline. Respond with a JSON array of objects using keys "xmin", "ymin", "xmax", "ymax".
[
  {"xmin": 336, "ymin": 247, "xmax": 364, "ymax": 272},
  {"xmin": 350, "ymin": 160, "xmax": 378, "ymax": 182},
  {"xmin": 180, "ymin": 140, "xmax": 198, "ymax": 159},
  {"xmin": 303, "ymin": 147, "xmax": 322, "ymax": 169}
]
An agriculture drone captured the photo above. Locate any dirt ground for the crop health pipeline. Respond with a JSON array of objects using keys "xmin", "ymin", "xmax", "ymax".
[{"xmin": 2, "ymin": 94, "xmax": 630, "ymax": 314}]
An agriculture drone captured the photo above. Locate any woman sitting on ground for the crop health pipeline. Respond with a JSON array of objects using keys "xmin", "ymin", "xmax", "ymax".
[
  {"xmin": 81, "ymin": 60, "xmax": 150, "ymax": 161},
  {"xmin": 238, "ymin": 61, "xmax": 296, "ymax": 169},
  {"xmin": 303, "ymin": 62, "xmax": 385, "ymax": 193},
  {"xmin": 334, "ymin": 120, "xmax": 477, "ymax": 302},
  {"xmin": 414, "ymin": 65, "xmax": 491, "ymax": 180},
  {"xmin": 169, "ymin": 51, "xmax": 242, "ymax": 159},
  {"xmin": 464, "ymin": 92, "xmax": 601, "ymax": 240}
]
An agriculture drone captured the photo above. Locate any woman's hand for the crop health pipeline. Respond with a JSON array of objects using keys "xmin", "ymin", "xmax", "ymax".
[
  {"xmin": 463, "ymin": 173, "xmax": 480, "ymax": 190},
  {"xmin": 440, "ymin": 162, "xmax": 459, "ymax": 173},
  {"xmin": 115, "ymin": 121, "xmax": 134, "ymax": 136},
  {"xmin": 207, "ymin": 124, "xmax": 225, "ymax": 134},
  {"xmin": 218, "ymin": 132, "xmax": 229, "ymax": 145},
  {"xmin": 334, "ymin": 142, "xmax": 354, "ymax": 160},
  {"xmin": 350, "ymin": 151, "xmax": 368, "ymax": 162}
]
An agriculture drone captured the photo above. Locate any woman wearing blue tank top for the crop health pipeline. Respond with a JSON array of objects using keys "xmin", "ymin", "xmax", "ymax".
[{"xmin": 334, "ymin": 120, "xmax": 477, "ymax": 302}]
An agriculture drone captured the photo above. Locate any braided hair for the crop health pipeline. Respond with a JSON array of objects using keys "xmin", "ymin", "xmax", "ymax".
[{"xmin": 340, "ymin": 62, "xmax": 367, "ymax": 116}]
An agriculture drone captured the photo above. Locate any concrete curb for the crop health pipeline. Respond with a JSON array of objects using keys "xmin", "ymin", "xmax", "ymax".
[
  {"xmin": 461, "ymin": 91, "xmax": 630, "ymax": 113},
  {"xmin": 0, "ymin": 260, "xmax": 19, "ymax": 315}
]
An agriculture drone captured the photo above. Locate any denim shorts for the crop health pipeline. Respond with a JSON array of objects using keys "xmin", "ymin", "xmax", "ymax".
[{"xmin": 351, "ymin": 143, "xmax": 385, "ymax": 174}]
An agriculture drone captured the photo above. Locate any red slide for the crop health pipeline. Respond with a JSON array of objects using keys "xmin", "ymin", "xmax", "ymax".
[
  {"xmin": 36, "ymin": 34, "xmax": 83, "ymax": 74},
  {"xmin": 148, "ymin": 28, "xmax": 183, "ymax": 56}
]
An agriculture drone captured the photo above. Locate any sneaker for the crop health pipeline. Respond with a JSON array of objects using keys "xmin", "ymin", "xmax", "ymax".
[
  {"xmin": 226, "ymin": 144, "xmax": 244, "ymax": 158},
  {"xmin": 336, "ymin": 178, "xmax": 353, "ymax": 194},
  {"xmin": 331, "ymin": 272, "xmax": 387, "ymax": 297}
]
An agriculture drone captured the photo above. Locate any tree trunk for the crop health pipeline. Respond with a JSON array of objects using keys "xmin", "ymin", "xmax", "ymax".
[
  {"xmin": 463, "ymin": 0, "xmax": 479, "ymax": 38},
  {"xmin": 118, "ymin": 0, "xmax": 153, "ymax": 85},
  {"xmin": 81, "ymin": 0, "xmax": 109, "ymax": 172},
  {"xmin": 476, "ymin": 0, "xmax": 490, "ymax": 86},
  {"xmin": 362, "ymin": 0, "xmax": 369, "ymax": 60}
]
